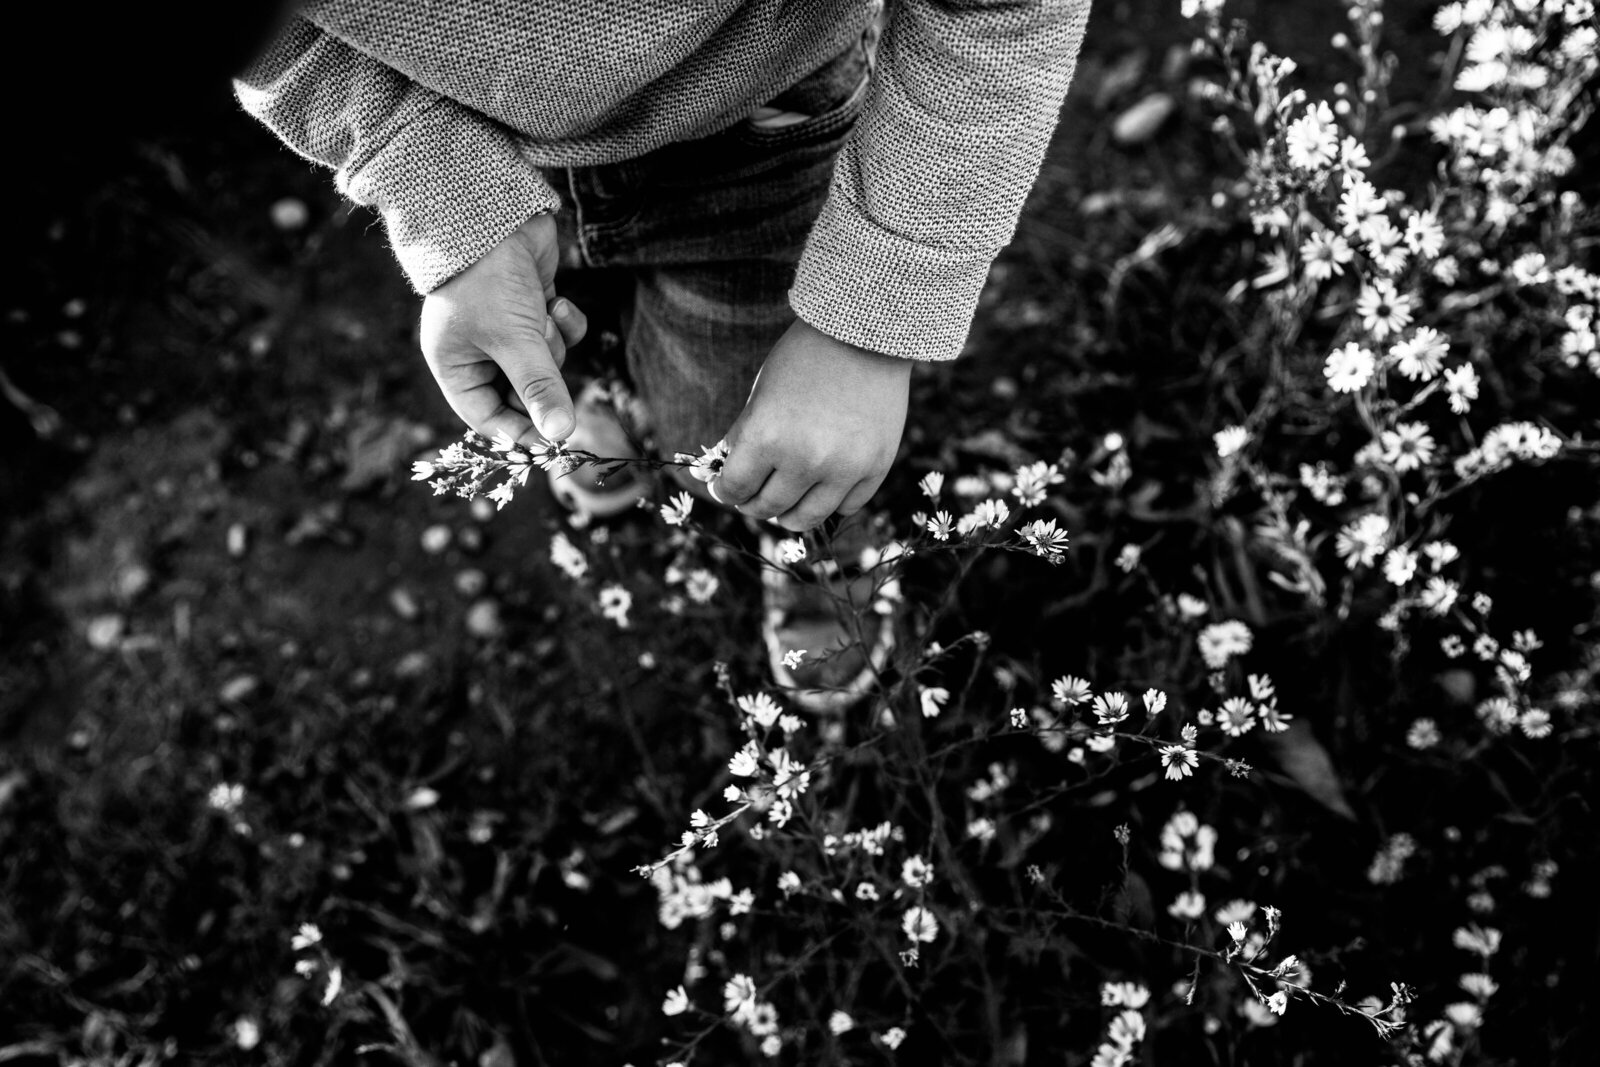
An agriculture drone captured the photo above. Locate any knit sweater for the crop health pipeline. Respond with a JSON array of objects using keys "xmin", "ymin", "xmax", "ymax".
[{"xmin": 235, "ymin": 0, "xmax": 1090, "ymax": 361}]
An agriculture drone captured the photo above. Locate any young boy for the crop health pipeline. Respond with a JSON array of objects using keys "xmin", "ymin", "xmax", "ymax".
[{"xmin": 235, "ymin": 0, "xmax": 1089, "ymax": 532}]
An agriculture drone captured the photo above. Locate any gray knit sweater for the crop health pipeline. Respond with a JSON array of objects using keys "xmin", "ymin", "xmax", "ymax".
[{"xmin": 235, "ymin": 0, "xmax": 1089, "ymax": 361}]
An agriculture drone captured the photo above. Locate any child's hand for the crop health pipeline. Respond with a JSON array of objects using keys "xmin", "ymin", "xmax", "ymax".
[
  {"xmin": 420, "ymin": 214, "xmax": 588, "ymax": 445},
  {"xmin": 716, "ymin": 319, "xmax": 911, "ymax": 531}
]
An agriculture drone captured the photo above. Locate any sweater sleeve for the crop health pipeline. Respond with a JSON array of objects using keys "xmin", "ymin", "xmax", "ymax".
[
  {"xmin": 789, "ymin": 0, "xmax": 1090, "ymax": 361},
  {"xmin": 233, "ymin": 17, "xmax": 562, "ymax": 294}
]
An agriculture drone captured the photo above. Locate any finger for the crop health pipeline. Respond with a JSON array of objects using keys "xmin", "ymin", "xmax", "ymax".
[
  {"xmin": 542, "ymin": 315, "xmax": 568, "ymax": 369},
  {"xmin": 480, "ymin": 330, "xmax": 575, "ymax": 443},
  {"xmin": 431, "ymin": 358, "xmax": 538, "ymax": 445},
  {"xmin": 772, "ymin": 482, "xmax": 847, "ymax": 532},
  {"xmin": 549, "ymin": 297, "xmax": 588, "ymax": 349},
  {"xmin": 836, "ymin": 472, "xmax": 887, "ymax": 517},
  {"xmin": 738, "ymin": 468, "xmax": 815, "ymax": 523},
  {"xmin": 715, "ymin": 441, "xmax": 775, "ymax": 508}
]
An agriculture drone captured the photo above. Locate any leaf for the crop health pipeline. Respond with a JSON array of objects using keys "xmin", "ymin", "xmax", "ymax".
[{"xmin": 1259, "ymin": 719, "xmax": 1357, "ymax": 820}]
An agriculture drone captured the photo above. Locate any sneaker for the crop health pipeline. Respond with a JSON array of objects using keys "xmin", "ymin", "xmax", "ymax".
[
  {"xmin": 548, "ymin": 379, "xmax": 653, "ymax": 519},
  {"xmin": 759, "ymin": 524, "xmax": 901, "ymax": 714}
]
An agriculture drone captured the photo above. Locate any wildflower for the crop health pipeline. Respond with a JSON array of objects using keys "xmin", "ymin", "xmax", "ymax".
[
  {"xmin": 1381, "ymin": 422, "xmax": 1436, "ymax": 473},
  {"xmin": 1169, "ymin": 890, "xmax": 1206, "ymax": 918},
  {"xmin": 1519, "ymin": 708, "xmax": 1553, "ymax": 739},
  {"xmin": 662, "ymin": 986, "xmax": 690, "ymax": 1016},
  {"xmin": 1420, "ymin": 577, "xmax": 1459, "ymax": 615},
  {"xmin": 918, "ymin": 471, "xmax": 945, "ymax": 500},
  {"xmin": 1020, "ymin": 518, "xmax": 1070, "ymax": 560},
  {"xmin": 1324, "ymin": 342, "xmax": 1376, "ymax": 392},
  {"xmin": 728, "ymin": 742, "xmax": 761, "ymax": 777},
  {"xmin": 827, "ymin": 1010, "xmax": 854, "ymax": 1035},
  {"xmin": 1180, "ymin": 0, "xmax": 1224, "ymax": 19},
  {"xmin": 1144, "ymin": 689, "xmax": 1167, "ymax": 715},
  {"xmin": 1215, "ymin": 899, "xmax": 1257, "ymax": 925},
  {"xmin": 882, "ymin": 1027, "xmax": 907, "ymax": 1050},
  {"xmin": 1423, "ymin": 540, "xmax": 1460, "ymax": 569},
  {"xmin": 291, "ymin": 923, "xmax": 322, "ymax": 951},
  {"xmin": 1052, "ymin": 675, "xmax": 1092, "ymax": 707},
  {"xmin": 1407, "ymin": 718, "xmax": 1441, "ymax": 749},
  {"xmin": 1299, "ymin": 461, "xmax": 1346, "ymax": 505},
  {"xmin": 1161, "ymin": 745, "xmax": 1199, "ymax": 780},
  {"xmin": 232, "ymin": 1017, "xmax": 261, "ymax": 1051},
  {"xmin": 855, "ymin": 881, "xmax": 879, "ymax": 901},
  {"xmin": 1444, "ymin": 364, "xmax": 1480, "ymax": 413},
  {"xmin": 1355, "ymin": 279, "xmax": 1414, "ymax": 340},
  {"xmin": 1364, "ymin": 216, "xmax": 1409, "ymax": 275},
  {"xmin": 598, "ymin": 583, "xmax": 632, "ymax": 627},
  {"xmin": 684, "ymin": 569, "xmax": 719, "ymax": 604},
  {"xmin": 926, "ymin": 511, "xmax": 954, "ymax": 540},
  {"xmin": 208, "ymin": 783, "xmax": 245, "ymax": 814},
  {"xmin": 1228, "ymin": 920, "xmax": 1248, "ymax": 942},
  {"xmin": 1383, "ymin": 546, "xmax": 1419, "ymax": 586},
  {"xmin": 1214, "ymin": 425, "xmax": 1250, "ymax": 458},
  {"xmin": 902, "ymin": 905, "xmax": 940, "ymax": 943},
  {"xmin": 973, "ymin": 499, "xmax": 1011, "ymax": 528},
  {"xmin": 322, "ymin": 965, "xmax": 343, "ymax": 1006},
  {"xmin": 967, "ymin": 817, "xmax": 996, "ymax": 842},
  {"xmin": 1101, "ymin": 981, "xmax": 1152, "ymax": 1009},
  {"xmin": 768, "ymin": 748, "xmax": 811, "ymax": 799},
  {"xmin": 781, "ymin": 648, "xmax": 806, "ymax": 669},
  {"xmin": 1390, "ymin": 327, "xmax": 1449, "ymax": 381},
  {"xmin": 1300, "ymin": 230, "xmax": 1354, "ymax": 281},
  {"xmin": 738, "ymin": 693, "xmax": 783, "ymax": 729},
  {"xmin": 1336, "ymin": 176, "xmax": 1385, "ymax": 236},
  {"xmin": 1368, "ymin": 833, "xmax": 1417, "ymax": 885},
  {"xmin": 1404, "ymin": 210, "xmax": 1444, "ymax": 258},
  {"xmin": 777, "ymin": 870, "xmax": 802, "ymax": 895},
  {"xmin": 1285, "ymin": 102, "xmax": 1339, "ymax": 171},
  {"xmin": 549, "ymin": 531, "xmax": 588, "ymax": 581},
  {"xmin": 659, "ymin": 491, "xmax": 694, "ymax": 526},
  {"xmin": 1267, "ymin": 991, "xmax": 1289, "ymax": 1015},
  {"xmin": 1452, "ymin": 925, "xmax": 1502, "ymax": 957},
  {"xmin": 1335, "ymin": 513, "xmax": 1390, "ymax": 568},
  {"xmin": 919, "ymin": 686, "xmax": 950, "ymax": 718},
  {"xmin": 724, "ymin": 974, "xmax": 758, "ymax": 1020},
  {"xmin": 774, "ymin": 538, "xmax": 806, "ymax": 564},
  {"xmin": 901, "ymin": 856, "xmax": 934, "ymax": 889},
  {"xmin": 676, "ymin": 439, "xmax": 729, "ymax": 484},
  {"xmin": 1176, "ymin": 593, "xmax": 1208, "ymax": 619},
  {"xmin": 1197, "ymin": 620, "xmax": 1253, "ymax": 669},
  {"xmin": 1217, "ymin": 696, "xmax": 1256, "ymax": 736},
  {"xmin": 486, "ymin": 480, "xmax": 517, "ymax": 510},
  {"xmin": 1012, "ymin": 461, "xmax": 1064, "ymax": 507},
  {"xmin": 1108, "ymin": 1010, "xmax": 1146, "ymax": 1047}
]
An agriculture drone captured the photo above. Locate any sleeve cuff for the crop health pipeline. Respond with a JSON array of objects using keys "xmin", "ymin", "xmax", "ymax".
[
  {"xmin": 789, "ymin": 192, "xmax": 994, "ymax": 362},
  {"xmin": 342, "ymin": 99, "xmax": 562, "ymax": 294}
]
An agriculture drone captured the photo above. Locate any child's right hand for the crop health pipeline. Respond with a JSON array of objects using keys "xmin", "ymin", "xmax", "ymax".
[{"xmin": 419, "ymin": 213, "xmax": 587, "ymax": 446}]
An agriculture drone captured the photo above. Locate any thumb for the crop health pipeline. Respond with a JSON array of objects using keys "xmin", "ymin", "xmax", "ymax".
[{"xmin": 482, "ymin": 326, "xmax": 574, "ymax": 442}]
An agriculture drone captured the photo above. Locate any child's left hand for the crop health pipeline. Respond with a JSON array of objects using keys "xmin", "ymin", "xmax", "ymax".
[{"xmin": 715, "ymin": 319, "xmax": 911, "ymax": 531}]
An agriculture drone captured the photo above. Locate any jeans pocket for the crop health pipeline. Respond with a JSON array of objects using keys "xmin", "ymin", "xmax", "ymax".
[{"xmin": 731, "ymin": 73, "xmax": 870, "ymax": 153}]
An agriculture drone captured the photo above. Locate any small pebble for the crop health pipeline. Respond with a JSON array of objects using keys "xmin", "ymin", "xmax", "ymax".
[
  {"xmin": 404, "ymin": 786, "xmax": 440, "ymax": 811},
  {"xmin": 419, "ymin": 524, "xmax": 453, "ymax": 555},
  {"xmin": 1112, "ymin": 92, "xmax": 1176, "ymax": 145},
  {"xmin": 270, "ymin": 197, "xmax": 309, "ymax": 231},
  {"xmin": 454, "ymin": 569, "xmax": 487, "ymax": 598},
  {"xmin": 395, "ymin": 650, "xmax": 432, "ymax": 679},
  {"xmin": 465, "ymin": 599, "xmax": 503, "ymax": 638},
  {"xmin": 389, "ymin": 587, "xmax": 421, "ymax": 620},
  {"xmin": 86, "ymin": 614, "xmax": 124, "ymax": 650},
  {"xmin": 116, "ymin": 563, "xmax": 153, "ymax": 601},
  {"xmin": 219, "ymin": 675, "xmax": 259, "ymax": 703}
]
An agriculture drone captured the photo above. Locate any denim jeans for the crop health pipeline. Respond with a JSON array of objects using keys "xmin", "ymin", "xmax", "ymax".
[{"xmin": 541, "ymin": 38, "xmax": 872, "ymax": 461}]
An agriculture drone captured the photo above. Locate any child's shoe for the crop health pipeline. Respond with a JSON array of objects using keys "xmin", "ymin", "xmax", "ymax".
[
  {"xmin": 758, "ymin": 523, "xmax": 901, "ymax": 714},
  {"xmin": 548, "ymin": 379, "xmax": 653, "ymax": 520}
]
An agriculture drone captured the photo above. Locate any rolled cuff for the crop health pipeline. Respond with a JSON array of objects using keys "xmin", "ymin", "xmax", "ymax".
[
  {"xmin": 789, "ymin": 193, "xmax": 995, "ymax": 362},
  {"xmin": 343, "ymin": 100, "xmax": 563, "ymax": 294}
]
